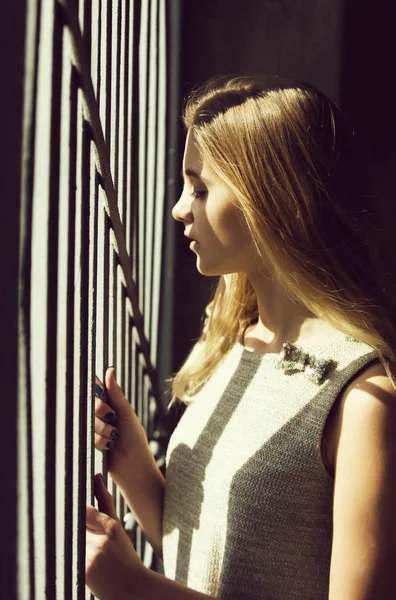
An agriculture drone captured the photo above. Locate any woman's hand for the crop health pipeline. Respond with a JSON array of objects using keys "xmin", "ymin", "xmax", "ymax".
[
  {"xmin": 95, "ymin": 368, "xmax": 151, "ymax": 482},
  {"xmin": 95, "ymin": 367, "xmax": 165, "ymax": 556},
  {"xmin": 86, "ymin": 473, "xmax": 148, "ymax": 600}
]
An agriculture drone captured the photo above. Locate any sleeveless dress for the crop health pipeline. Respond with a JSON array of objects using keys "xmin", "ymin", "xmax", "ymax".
[{"xmin": 162, "ymin": 332, "xmax": 379, "ymax": 599}]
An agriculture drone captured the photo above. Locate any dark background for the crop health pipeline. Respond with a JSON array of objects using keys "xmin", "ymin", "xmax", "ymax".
[{"xmin": 169, "ymin": 0, "xmax": 396, "ymax": 378}]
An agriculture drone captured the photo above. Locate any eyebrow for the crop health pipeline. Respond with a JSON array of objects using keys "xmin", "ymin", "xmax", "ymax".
[
  {"xmin": 181, "ymin": 168, "xmax": 201, "ymax": 178},
  {"xmin": 181, "ymin": 168, "xmax": 210, "ymax": 183}
]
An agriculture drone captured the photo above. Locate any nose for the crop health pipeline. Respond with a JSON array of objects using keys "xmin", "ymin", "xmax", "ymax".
[{"xmin": 172, "ymin": 191, "xmax": 193, "ymax": 224}]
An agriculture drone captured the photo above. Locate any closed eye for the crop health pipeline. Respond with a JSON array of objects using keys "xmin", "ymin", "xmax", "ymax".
[{"xmin": 190, "ymin": 190, "xmax": 207, "ymax": 200}]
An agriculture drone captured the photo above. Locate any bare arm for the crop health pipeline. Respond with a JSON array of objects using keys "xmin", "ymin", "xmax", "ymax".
[
  {"xmin": 95, "ymin": 368, "xmax": 165, "ymax": 558},
  {"xmin": 135, "ymin": 571, "xmax": 217, "ymax": 600},
  {"xmin": 86, "ymin": 474, "xmax": 216, "ymax": 600},
  {"xmin": 110, "ymin": 428, "xmax": 165, "ymax": 560},
  {"xmin": 329, "ymin": 361, "xmax": 396, "ymax": 599}
]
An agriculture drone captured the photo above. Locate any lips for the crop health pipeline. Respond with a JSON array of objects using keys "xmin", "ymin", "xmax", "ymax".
[{"xmin": 184, "ymin": 232, "xmax": 198, "ymax": 243}]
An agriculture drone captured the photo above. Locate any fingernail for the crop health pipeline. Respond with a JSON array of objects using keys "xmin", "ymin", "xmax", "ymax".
[
  {"xmin": 106, "ymin": 441, "xmax": 114, "ymax": 450},
  {"xmin": 104, "ymin": 412, "xmax": 116, "ymax": 423},
  {"xmin": 95, "ymin": 383, "xmax": 105, "ymax": 399},
  {"xmin": 110, "ymin": 429, "xmax": 120, "ymax": 439}
]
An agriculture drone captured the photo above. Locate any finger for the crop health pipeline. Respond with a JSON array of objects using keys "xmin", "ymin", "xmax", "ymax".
[
  {"xmin": 95, "ymin": 432, "xmax": 116, "ymax": 451},
  {"xmin": 104, "ymin": 368, "xmax": 135, "ymax": 421},
  {"xmin": 95, "ymin": 397, "xmax": 117, "ymax": 424},
  {"xmin": 104, "ymin": 367, "xmax": 127, "ymax": 411},
  {"xmin": 86, "ymin": 504, "xmax": 110, "ymax": 531},
  {"xmin": 105, "ymin": 367, "xmax": 118, "ymax": 397},
  {"xmin": 95, "ymin": 415, "xmax": 119, "ymax": 440},
  {"xmin": 94, "ymin": 376, "xmax": 106, "ymax": 401},
  {"xmin": 94, "ymin": 473, "xmax": 118, "ymax": 521}
]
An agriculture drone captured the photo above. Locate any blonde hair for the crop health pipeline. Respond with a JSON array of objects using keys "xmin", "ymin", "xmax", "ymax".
[{"xmin": 170, "ymin": 74, "xmax": 396, "ymax": 403}]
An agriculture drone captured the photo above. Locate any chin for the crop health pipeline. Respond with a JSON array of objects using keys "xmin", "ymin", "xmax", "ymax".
[
  {"xmin": 196, "ymin": 259, "xmax": 239, "ymax": 277},
  {"xmin": 195, "ymin": 258, "xmax": 221, "ymax": 277},
  {"xmin": 196, "ymin": 265, "xmax": 219, "ymax": 277}
]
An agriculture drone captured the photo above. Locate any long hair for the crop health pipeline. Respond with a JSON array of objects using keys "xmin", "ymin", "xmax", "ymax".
[{"xmin": 170, "ymin": 74, "xmax": 396, "ymax": 403}]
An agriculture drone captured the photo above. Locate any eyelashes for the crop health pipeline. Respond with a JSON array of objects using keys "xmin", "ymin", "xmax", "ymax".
[{"xmin": 190, "ymin": 190, "xmax": 207, "ymax": 200}]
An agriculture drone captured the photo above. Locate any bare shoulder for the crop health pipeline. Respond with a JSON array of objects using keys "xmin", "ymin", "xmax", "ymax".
[
  {"xmin": 336, "ymin": 360, "xmax": 396, "ymax": 454},
  {"xmin": 343, "ymin": 358, "xmax": 396, "ymax": 398},
  {"xmin": 329, "ymin": 359, "xmax": 396, "ymax": 599}
]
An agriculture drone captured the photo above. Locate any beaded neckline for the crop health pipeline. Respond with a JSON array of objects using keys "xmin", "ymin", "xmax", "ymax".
[
  {"xmin": 239, "ymin": 322, "xmax": 354, "ymax": 355},
  {"xmin": 237, "ymin": 327, "xmax": 364, "ymax": 384}
]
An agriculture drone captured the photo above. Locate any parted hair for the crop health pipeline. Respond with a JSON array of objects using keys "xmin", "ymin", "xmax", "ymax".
[{"xmin": 170, "ymin": 74, "xmax": 396, "ymax": 403}]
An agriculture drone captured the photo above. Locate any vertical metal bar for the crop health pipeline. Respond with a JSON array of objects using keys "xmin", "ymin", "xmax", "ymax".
[
  {"xmin": 138, "ymin": 0, "xmax": 150, "ymax": 325},
  {"xmin": 134, "ymin": 351, "xmax": 143, "ymax": 557},
  {"xmin": 95, "ymin": 187, "xmax": 108, "ymax": 478},
  {"xmin": 116, "ymin": 265, "xmax": 125, "ymax": 387},
  {"xmin": 125, "ymin": 301, "xmax": 132, "ymax": 406},
  {"xmin": 134, "ymin": 336, "xmax": 140, "ymax": 417},
  {"xmin": 98, "ymin": 0, "xmax": 112, "ymax": 148},
  {"xmin": 84, "ymin": 147, "xmax": 99, "ymax": 600},
  {"xmin": 120, "ymin": 287, "xmax": 127, "ymax": 519},
  {"xmin": 29, "ymin": 0, "xmax": 59, "ymax": 595},
  {"xmin": 56, "ymin": 23, "xmax": 74, "ymax": 600},
  {"xmin": 105, "ymin": 0, "xmax": 113, "ymax": 150},
  {"xmin": 109, "ymin": 0, "xmax": 121, "ymax": 206},
  {"xmin": 130, "ymin": 0, "xmax": 141, "ymax": 326},
  {"xmin": 72, "ymin": 85, "xmax": 84, "ymax": 600},
  {"xmin": 90, "ymin": 0, "xmax": 100, "ymax": 99},
  {"xmin": 86, "ymin": 146, "xmax": 99, "ymax": 508},
  {"xmin": 103, "ymin": 197, "xmax": 110, "ymax": 427},
  {"xmin": 145, "ymin": 0, "xmax": 158, "ymax": 349},
  {"xmin": 158, "ymin": 0, "xmax": 180, "ymax": 403},
  {"xmin": 17, "ymin": 0, "xmax": 41, "ymax": 598},
  {"xmin": 121, "ymin": 286, "xmax": 127, "ymax": 395},
  {"xmin": 91, "ymin": 0, "xmax": 102, "ymax": 489},
  {"xmin": 115, "ymin": 264, "xmax": 123, "ymax": 515},
  {"xmin": 77, "ymin": 116, "xmax": 91, "ymax": 599},
  {"xmin": 119, "ymin": 0, "xmax": 129, "ymax": 232},
  {"xmin": 150, "ymin": 0, "xmax": 166, "ymax": 366},
  {"xmin": 128, "ymin": 1, "xmax": 141, "ymax": 269},
  {"xmin": 150, "ymin": 0, "xmax": 167, "ymax": 367},
  {"xmin": 124, "ymin": 0, "xmax": 133, "ymax": 257},
  {"xmin": 83, "ymin": 0, "xmax": 92, "ymax": 69},
  {"xmin": 130, "ymin": 318, "xmax": 138, "ymax": 414},
  {"xmin": 45, "ymin": 5, "xmax": 64, "ymax": 598},
  {"xmin": 96, "ymin": 200, "xmax": 106, "ymax": 383},
  {"xmin": 108, "ymin": 236, "xmax": 116, "ymax": 368},
  {"xmin": 98, "ymin": 0, "xmax": 106, "ymax": 127},
  {"xmin": 64, "ymin": 64, "xmax": 78, "ymax": 600},
  {"xmin": 109, "ymin": 248, "xmax": 117, "ymax": 502},
  {"xmin": 72, "ymin": 87, "xmax": 90, "ymax": 598}
]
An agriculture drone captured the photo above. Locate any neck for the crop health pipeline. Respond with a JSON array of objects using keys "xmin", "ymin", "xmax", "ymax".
[{"xmin": 246, "ymin": 270, "xmax": 336, "ymax": 351}]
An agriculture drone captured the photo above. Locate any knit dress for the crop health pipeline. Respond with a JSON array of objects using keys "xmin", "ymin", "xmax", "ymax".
[{"xmin": 162, "ymin": 332, "xmax": 379, "ymax": 599}]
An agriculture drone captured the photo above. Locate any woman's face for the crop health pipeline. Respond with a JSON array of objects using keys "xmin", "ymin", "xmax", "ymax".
[{"xmin": 172, "ymin": 130, "xmax": 257, "ymax": 276}]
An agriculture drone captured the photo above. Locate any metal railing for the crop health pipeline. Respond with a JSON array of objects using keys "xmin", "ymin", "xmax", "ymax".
[{"xmin": 16, "ymin": 0, "xmax": 168, "ymax": 598}]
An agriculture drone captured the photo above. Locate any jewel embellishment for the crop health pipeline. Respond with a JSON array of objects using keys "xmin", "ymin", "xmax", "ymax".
[{"xmin": 278, "ymin": 341, "xmax": 337, "ymax": 385}]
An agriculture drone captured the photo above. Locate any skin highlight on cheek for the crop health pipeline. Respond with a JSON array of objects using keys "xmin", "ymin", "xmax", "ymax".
[{"xmin": 173, "ymin": 130, "xmax": 259, "ymax": 277}]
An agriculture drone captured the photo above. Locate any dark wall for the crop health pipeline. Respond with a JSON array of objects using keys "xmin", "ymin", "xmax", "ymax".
[
  {"xmin": 340, "ymin": 0, "xmax": 396, "ymax": 240},
  {"xmin": 180, "ymin": 0, "xmax": 343, "ymax": 101},
  {"xmin": 171, "ymin": 0, "xmax": 396, "ymax": 374}
]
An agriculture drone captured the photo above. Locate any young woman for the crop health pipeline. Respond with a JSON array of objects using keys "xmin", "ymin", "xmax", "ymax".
[{"xmin": 86, "ymin": 75, "xmax": 396, "ymax": 600}]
